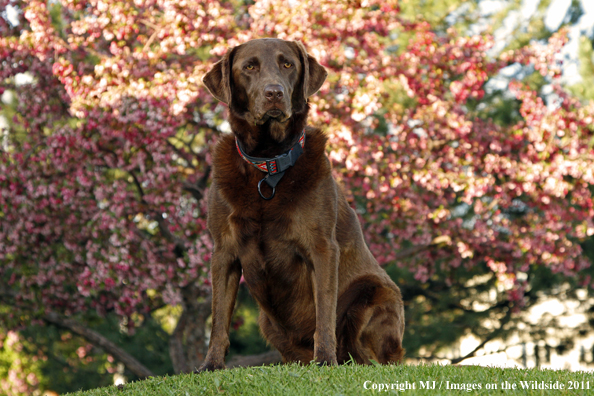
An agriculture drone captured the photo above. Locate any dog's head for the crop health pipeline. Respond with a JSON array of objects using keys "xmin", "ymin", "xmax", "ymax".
[{"xmin": 203, "ymin": 38, "xmax": 327, "ymax": 142}]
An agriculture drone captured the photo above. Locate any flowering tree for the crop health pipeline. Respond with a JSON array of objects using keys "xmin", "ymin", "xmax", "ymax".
[
  {"xmin": 1, "ymin": 0, "xmax": 229, "ymax": 382},
  {"xmin": 2, "ymin": 0, "xmax": 594, "ymax": 392}
]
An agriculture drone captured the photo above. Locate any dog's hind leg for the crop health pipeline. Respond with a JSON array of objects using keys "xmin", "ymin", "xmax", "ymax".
[
  {"xmin": 359, "ymin": 302, "xmax": 405, "ymax": 364},
  {"xmin": 336, "ymin": 277, "xmax": 405, "ymax": 365}
]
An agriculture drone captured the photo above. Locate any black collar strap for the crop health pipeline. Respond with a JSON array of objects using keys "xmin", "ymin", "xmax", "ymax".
[{"xmin": 235, "ymin": 131, "xmax": 305, "ymax": 200}]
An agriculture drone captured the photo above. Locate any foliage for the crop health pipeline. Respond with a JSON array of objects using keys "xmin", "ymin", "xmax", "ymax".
[
  {"xmin": 67, "ymin": 363, "xmax": 594, "ymax": 396},
  {"xmin": 2, "ymin": 0, "xmax": 594, "ymax": 393},
  {"xmin": 1, "ymin": 0, "xmax": 216, "ymax": 323},
  {"xmin": 0, "ymin": 331, "xmax": 41, "ymax": 396}
]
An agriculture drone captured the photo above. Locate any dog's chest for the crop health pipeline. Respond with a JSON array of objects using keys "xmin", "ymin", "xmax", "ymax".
[
  {"xmin": 229, "ymin": 213, "xmax": 315, "ymax": 322},
  {"xmin": 230, "ymin": 213, "xmax": 307, "ymax": 271}
]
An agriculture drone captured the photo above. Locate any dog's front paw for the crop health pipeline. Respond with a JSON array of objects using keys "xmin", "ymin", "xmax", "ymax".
[
  {"xmin": 315, "ymin": 358, "xmax": 338, "ymax": 367},
  {"xmin": 314, "ymin": 351, "xmax": 338, "ymax": 366},
  {"xmin": 195, "ymin": 361, "xmax": 226, "ymax": 373}
]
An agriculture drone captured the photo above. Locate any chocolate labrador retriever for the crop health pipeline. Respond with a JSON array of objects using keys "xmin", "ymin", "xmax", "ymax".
[{"xmin": 198, "ymin": 38, "xmax": 404, "ymax": 371}]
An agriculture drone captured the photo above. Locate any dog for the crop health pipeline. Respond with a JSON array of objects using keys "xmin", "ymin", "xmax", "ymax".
[{"xmin": 198, "ymin": 38, "xmax": 404, "ymax": 371}]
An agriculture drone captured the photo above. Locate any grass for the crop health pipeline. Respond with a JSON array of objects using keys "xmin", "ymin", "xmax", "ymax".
[{"xmin": 66, "ymin": 362, "xmax": 594, "ymax": 395}]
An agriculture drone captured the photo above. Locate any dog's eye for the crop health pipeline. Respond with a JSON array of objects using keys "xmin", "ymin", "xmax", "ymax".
[
  {"xmin": 245, "ymin": 64, "xmax": 255, "ymax": 70},
  {"xmin": 283, "ymin": 62, "xmax": 292, "ymax": 69}
]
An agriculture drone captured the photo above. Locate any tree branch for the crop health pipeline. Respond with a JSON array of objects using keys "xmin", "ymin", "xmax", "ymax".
[
  {"xmin": 42, "ymin": 312, "xmax": 155, "ymax": 378},
  {"xmin": 450, "ymin": 306, "xmax": 514, "ymax": 365},
  {"xmin": 392, "ymin": 234, "xmax": 455, "ymax": 262},
  {"xmin": 182, "ymin": 165, "xmax": 211, "ymax": 202},
  {"xmin": 166, "ymin": 139, "xmax": 196, "ymax": 168},
  {"xmin": 227, "ymin": 350, "xmax": 282, "ymax": 368},
  {"xmin": 450, "ymin": 334, "xmax": 497, "ymax": 365},
  {"xmin": 393, "ymin": 244, "xmax": 431, "ymax": 261},
  {"xmin": 128, "ymin": 169, "xmax": 188, "ymax": 253}
]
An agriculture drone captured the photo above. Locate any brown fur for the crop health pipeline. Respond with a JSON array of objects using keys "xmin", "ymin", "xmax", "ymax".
[{"xmin": 197, "ymin": 38, "xmax": 404, "ymax": 371}]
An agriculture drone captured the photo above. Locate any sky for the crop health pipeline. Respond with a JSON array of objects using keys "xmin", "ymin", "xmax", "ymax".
[{"xmin": 488, "ymin": 0, "xmax": 594, "ymax": 84}]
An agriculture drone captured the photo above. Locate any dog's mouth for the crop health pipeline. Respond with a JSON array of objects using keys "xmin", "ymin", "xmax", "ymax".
[
  {"xmin": 266, "ymin": 109, "xmax": 283, "ymax": 118},
  {"xmin": 252, "ymin": 108, "xmax": 290, "ymax": 125}
]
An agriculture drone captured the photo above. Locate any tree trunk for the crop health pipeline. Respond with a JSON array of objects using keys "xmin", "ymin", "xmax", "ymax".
[{"xmin": 168, "ymin": 284, "xmax": 212, "ymax": 373}]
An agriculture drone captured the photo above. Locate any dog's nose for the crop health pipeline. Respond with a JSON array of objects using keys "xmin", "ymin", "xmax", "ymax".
[{"xmin": 264, "ymin": 84, "xmax": 284, "ymax": 102}]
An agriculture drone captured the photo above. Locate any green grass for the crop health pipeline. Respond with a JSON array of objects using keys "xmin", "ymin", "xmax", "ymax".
[{"xmin": 66, "ymin": 363, "xmax": 594, "ymax": 395}]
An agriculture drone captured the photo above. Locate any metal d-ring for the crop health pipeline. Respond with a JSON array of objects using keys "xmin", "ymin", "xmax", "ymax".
[{"xmin": 258, "ymin": 178, "xmax": 275, "ymax": 200}]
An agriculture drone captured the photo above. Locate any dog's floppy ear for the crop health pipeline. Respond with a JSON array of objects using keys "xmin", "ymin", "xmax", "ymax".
[
  {"xmin": 203, "ymin": 47, "xmax": 237, "ymax": 104},
  {"xmin": 292, "ymin": 41, "xmax": 328, "ymax": 106}
]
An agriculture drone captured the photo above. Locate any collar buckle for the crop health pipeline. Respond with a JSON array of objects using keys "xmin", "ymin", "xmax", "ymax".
[{"xmin": 274, "ymin": 151, "xmax": 293, "ymax": 173}]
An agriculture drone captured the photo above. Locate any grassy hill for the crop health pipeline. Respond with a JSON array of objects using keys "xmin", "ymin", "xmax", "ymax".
[{"xmin": 66, "ymin": 362, "xmax": 593, "ymax": 395}]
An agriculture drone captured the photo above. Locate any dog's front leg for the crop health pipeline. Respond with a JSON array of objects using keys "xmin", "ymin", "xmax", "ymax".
[
  {"xmin": 196, "ymin": 249, "xmax": 241, "ymax": 372},
  {"xmin": 311, "ymin": 239, "xmax": 340, "ymax": 365}
]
